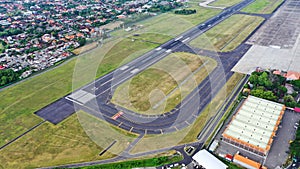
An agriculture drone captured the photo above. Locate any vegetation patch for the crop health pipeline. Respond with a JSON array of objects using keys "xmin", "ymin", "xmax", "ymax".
[
  {"xmin": 190, "ymin": 14, "xmax": 264, "ymax": 52},
  {"xmin": 72, "ymin": 42, "xmax": 98, "ymax": 55},
  {"xmin": 111, "ymin": 2, "xmax": 221, "ymax": 40},
  {"xmin": 0, "ymin": 114, "xmax": 112, "ymax": 169},
  {"xmin": 174, "ymin": 9, "xmax": 197, "ymax": 15},
  {"xmin": 243, "ymin": 71, "xmax": 300, "ymax": 108},
  {"xmin": 130, "ymin": 73, "xmax": 244, "ymax": 154},
  {"xmin": 130, "ymin": 33, "xmax": 172, "ymax": 44},
  {"xmin": 210, "ymin": 0, "xmax": 243, "ymax": 8},
  {"xmin": 112, "ymin": 52, "xmax": 217, "ymax": 115},
  {"xmin": 241, "ymin": 0, "xmax": 284, "ymax": 14}
]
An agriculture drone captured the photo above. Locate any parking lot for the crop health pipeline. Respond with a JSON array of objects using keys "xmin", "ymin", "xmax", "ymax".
[
  {"xmin": 264, "ymin": 110, "xmax": 300, "ymax": 168},
  {"xmin": 213, "ymin": 106, "xmax": 300, "ymax": 168}
]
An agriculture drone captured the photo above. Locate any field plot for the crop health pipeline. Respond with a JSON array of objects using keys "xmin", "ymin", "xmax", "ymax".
[
  {"xmin": 241, "ymin": 0, "xmax": 284, "ymax": 14},
  {"xmin": 0, "ymin": 113, "xmax": 119, "ymax": 169},
  {"xmin": 72, "ymin": 42, "xmax": 98, "ymax": 55},
  {"xmin": 130, "ymin": 73, "xmax": 244, "ymax": 154},
  {"xmin": 112, "ymin": 52, "xmax": 217, "ymax": 115},
  {"xmin": 0, "ymin": 36, "xmax": 159, "ymax": 149},
  {"xmin": 130, "ymin": 33, "xmax": 172, "ymax": 44},
  {"xmin": 190, "ymin": 14, "xmax": 264, "ymax": 52},
  {"xmin": 210, "ymin": 0, "xmax": 243, "ymax": 8},
  {"xmin": 111, "ymin": 3, "xmax": 221, "ymax": 41}
]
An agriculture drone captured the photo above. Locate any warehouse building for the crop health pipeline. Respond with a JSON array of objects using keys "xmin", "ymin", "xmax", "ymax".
[
  {"xmin": 222, "ymin": 96, "xmax": 285, "ymax": 156},
  {"xmin": 192, "ymin": 149, "xmax": 228, "ymax": 169}
]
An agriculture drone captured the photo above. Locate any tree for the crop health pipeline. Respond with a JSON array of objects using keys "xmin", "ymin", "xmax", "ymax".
[
  {"xmin": 249, "ymin": 74, "xmax": 259, "ymax": 86},
  {"xmin": 257, "ymin": 72, "xmax": 268, "ymax": 85},
  {"xmin": 284, "ymin": 95, "xmax": 295, "ymax": 103},
  {"xmin": 0, "ymin": 76, "xmax": 7, "ymax": 86},
  {"xmin": 284, "ymin": 95, "xmax": 297, "ymax": 108},
  {"xmin": 0, "ymin": 69, "xmax": 20, "ymax": 87},
  {"xmin": 251, "ymin": 89, "xmax": 277, "ymax": 101},
  {"xmin": 262, "ymin": 91, "xmax": 277, "ymax": 101},
  {"xmin": 291, "ymin": 80, "xmax": 300, "ymax": 91},
  {"xmin": 250, "ymin": 88, "xmax": 264, "ymax": 98},
  {"xmin": 78, "ymin": 37, "xmax": 86, "ymax": 46},
  {"xmin": 264, "ymin": 80, "xmax": 273, "ymax": 90},
  {"xmin": 277, "ymin": 85, "xmax": 288, "ymax": 97}
]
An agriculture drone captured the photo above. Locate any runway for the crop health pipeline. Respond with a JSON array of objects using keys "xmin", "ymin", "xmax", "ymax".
[{"xmin": 35, "ymin": 0, "xmax": 255, "ymax": 134}]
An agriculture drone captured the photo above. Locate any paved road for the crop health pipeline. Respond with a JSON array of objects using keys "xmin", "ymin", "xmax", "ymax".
[
  {"xmin": 40, "ymin": 140, "xmax": 202, "ymax": 169},
  {"xmin": 35, "ymin": 0, "xmax": 255, "ymax": 135}
]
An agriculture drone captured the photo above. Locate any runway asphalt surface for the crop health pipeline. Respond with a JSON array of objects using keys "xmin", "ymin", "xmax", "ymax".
[{"xmin": 35, "ymin": 0, "xmax": 255, "ymax": 134}]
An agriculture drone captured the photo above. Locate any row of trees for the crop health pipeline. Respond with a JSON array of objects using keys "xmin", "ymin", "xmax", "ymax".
[
  {"xmin": 148, "ymin": 2, "xmax": 183, "ymax": 13},
  {"xmin": 0, "ymin": 69, "xmax": 20, "ymax": 86},
  {"xmin": 174, "ymin": 9, "xmax": 197, "ymax": 15}
]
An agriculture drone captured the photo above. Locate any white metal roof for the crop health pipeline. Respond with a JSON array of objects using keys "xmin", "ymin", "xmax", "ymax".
[
  {"xmin": 192, "ymin": 150, "xmax": 227, "ymax": 169},
  {"xmin": 223, "ymin": 95, "xmax": 284, "ymax": 149}
]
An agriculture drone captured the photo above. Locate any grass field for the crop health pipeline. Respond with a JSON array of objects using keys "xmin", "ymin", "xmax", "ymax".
[
  {"xmin": 0, "ymin": 111, "xmax": 139, "ymax": 168},
  {"xmin": 130, "ymin": 73, "xmax": 244, "ymax": 154},
  {"xmin": 111, "ymin": 1, "xmax": 221, "ymax": 41},
  {"xmin": 72, "ymin": 42, "xmax": 98, "ymax": 55},
  {"xmin": 190, "ymin": 14, "xmax": 264, "ymax": 52},
  {"xmin": 210, "ymin": 0, "xmax": 243, "ymax": 8},
  {"xmin": 0, "ymin": 113, "xmax": 113, "ymax": 169},
  {"xmin": 0, "ymin": 34, "xmax": 165, "ymax": 148},
  {"xmin": 130, "ymin": 33, "xmax": 172, "ymax": 44},
  {"xmin": 112, "ymin": 52, "xmax": 217, "ymax": 115},
  {"xmin": 241, "ymin": 0, "xmax": 284, "ymax": 14},
  {"xmin": 77, "ymin": 111, "xmax": 137, "ymax": 155}
]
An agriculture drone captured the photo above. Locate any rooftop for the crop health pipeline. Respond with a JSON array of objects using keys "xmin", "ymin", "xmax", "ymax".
[
  {"xmin": 192, "ymin": 149, "xmax": 227, "ymax": 169},
  {"xmin": 223, "ymin": 96, "xmax": 285, "ymax": 153},
  {"xmin": 233, "ymin": 154, "xmax": 267, "ymax": 169}
]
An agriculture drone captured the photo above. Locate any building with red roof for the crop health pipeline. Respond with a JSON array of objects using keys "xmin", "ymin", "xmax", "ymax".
[
  {"xmin": 285, "ymin": 71, "xmax": 300, "ymax": 80},
  {"xmin": 294, "ymin": 107, "xmax": 300, "ymax": 113}
]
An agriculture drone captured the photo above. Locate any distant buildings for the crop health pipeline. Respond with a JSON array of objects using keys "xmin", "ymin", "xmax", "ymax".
[{"xmin": 0, "ymin": 0, "xmax": 182, "ymax": 84}]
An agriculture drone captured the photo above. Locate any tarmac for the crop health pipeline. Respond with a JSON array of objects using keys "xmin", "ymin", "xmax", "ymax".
[{"xmin": 232, "ymin": 0, "xmax": 300, "ymax": 74}]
